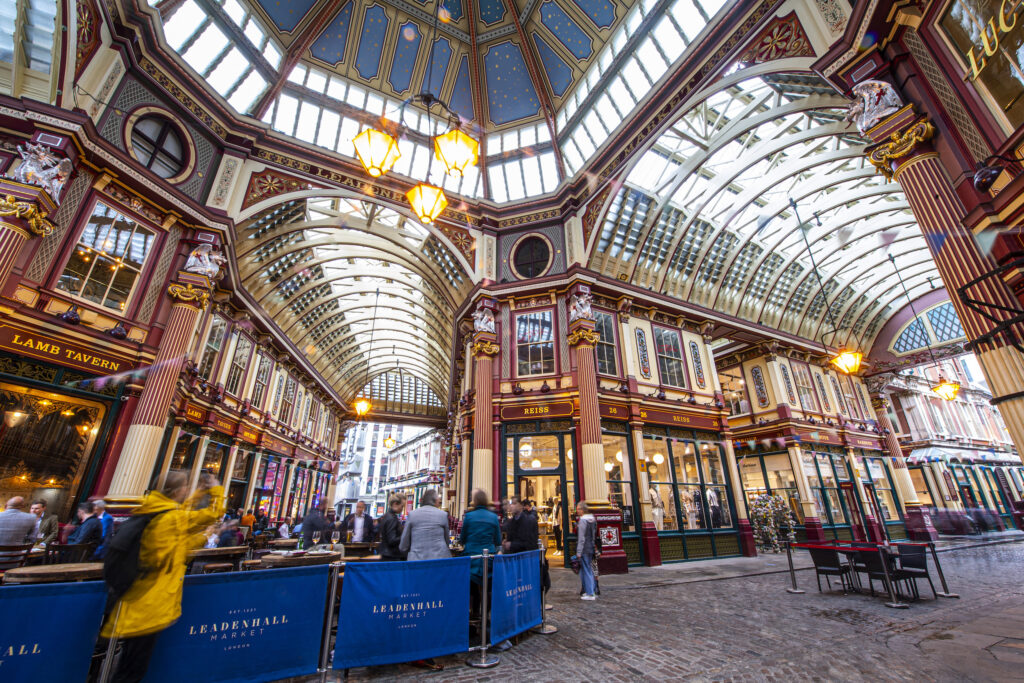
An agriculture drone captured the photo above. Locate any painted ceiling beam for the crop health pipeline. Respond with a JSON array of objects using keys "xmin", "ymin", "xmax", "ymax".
[{"xmin": 463, "ymin": 0, "xmax": 490, "ymax": 198}]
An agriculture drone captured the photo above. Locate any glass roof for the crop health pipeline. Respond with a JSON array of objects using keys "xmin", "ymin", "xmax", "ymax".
[{"xmin": 590, "ymin": 69, "xmax": 944, "ymax": 351}]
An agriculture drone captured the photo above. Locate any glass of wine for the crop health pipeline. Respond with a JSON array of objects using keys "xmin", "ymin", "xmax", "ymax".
[
  {"xmin": 331, "ymin": 530, "xmax": 341, "ymax": 545},
  {"xmin": 312, "ymin": 531, "xmax": 321, "ymax": 547}
]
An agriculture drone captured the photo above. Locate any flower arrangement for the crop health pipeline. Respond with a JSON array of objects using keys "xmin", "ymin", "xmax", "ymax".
[{"xmin": 749, "ymin": 494, "xmax": 797, "ymax": 553}]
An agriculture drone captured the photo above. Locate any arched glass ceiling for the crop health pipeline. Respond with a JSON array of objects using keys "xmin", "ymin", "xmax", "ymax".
[
  {"xmin": 237, "ymin": 196, "xmax": 472, "ymax": 412},
  {"xmin": 591, "ymin": 68, "xmax": 943, "ymax": 351}
]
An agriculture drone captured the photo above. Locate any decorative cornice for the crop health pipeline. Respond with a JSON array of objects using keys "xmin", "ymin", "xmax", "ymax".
[
  {"xmin": 566, "ymin": 328, "xmax": 601, "ymax": 347},
  {"xmin": 0, "ymin": 195, "xmax": 55, "ymax": 236},
  {"xmin": 471, "ymin": 340, "xmax": 500, "ymax": 357},
  {"xmin": 867, "ymin": 118, "xmax": 935, "ymax": 181},
  {"xmin": 167, "ymin": 282, "xmax": 210, "ymax": 309}
]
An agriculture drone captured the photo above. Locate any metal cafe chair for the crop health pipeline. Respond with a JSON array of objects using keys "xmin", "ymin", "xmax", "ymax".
[
  {"xmin": 43, "ymin": 543, "xmax": 95, "ymax": 565},
  {"xmin": 854, "ymin": 548, "xmax": 918, "ymax": 600},
  {"xmin": 0, "ymin": 543, "xmax": 34, "ymax": 580},
  {"xmin": 895, "ymin": 543, "xmax": 937, "ymax": 600},
  {"xmin": 807, "ymin": 546, "xmax": 854, "ymax": 594}
]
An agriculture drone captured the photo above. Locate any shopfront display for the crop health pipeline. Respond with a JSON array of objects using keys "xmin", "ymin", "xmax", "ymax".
[
  {"xmin": 801, "ymin": 447, "xmax": 854, "ymax": 540},
  {"xmin": 736, "ymin": 449, "xmax": 801, "ymax": 523},
  {"xmin": 852, "ymin": 450, "xmax": 906, "ymax": 540}
]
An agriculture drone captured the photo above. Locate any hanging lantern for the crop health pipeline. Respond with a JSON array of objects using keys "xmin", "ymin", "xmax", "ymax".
[
  {"xmin": 831, "ymin": 348, "xmax": 863, "ymax": 374},
  {"xmin": 352, "ymin": 128, "xmax": 401, "ymax": 177},
  {"xmin": 407, "ymin": 183, "xmax": 448, "ymax": 223},
  {"xmin": 434, "ymin": 129, "xmax": 479, "ymax": 176},
  {"xmin": 354, "ymin": 398, "xmax": 371, "ymax": 417},
  {"xmin": 933, "ymin": 377, "xmax": 961, "ymax": 401},
  {"xmin": 603, "ymin": 462, "xmax": 613, "ymax": 472},
  {"xmin": 384, "ymin": 435, "xmax": 396, "ymax": 449}
]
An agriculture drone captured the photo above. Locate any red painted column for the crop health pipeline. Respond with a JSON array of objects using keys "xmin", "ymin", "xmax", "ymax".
[
  {"xmin": 0, "ymin": 182, "xmax": 56, "ymax": 290},
  {"xmin": 471, "ymin": 330, "xmax": 498, "ymax": 500},
  {"xmin": 106, "ymin": 273, "xmax": 212, "ymax": 503}
]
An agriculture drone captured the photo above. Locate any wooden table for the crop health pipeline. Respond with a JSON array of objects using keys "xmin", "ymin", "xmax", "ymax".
[
  {"xmin": 187, "ymin": 546, "xmax": 248, "ymax": 573},
  {"xmin": 260, "ymin": 551, "xmax": 341, "ymax": 568},
  {"xmin": 342, "ymin": 554, "xmax": 381, "ymax": 562},
  {"xmin": 2, "ymin": 562, "xmax": 103, "ymax": 584},
  {"xmin": 269, "ymin": 538, "xmax": 298, "ymax": 548},
  {"xmin": 343, "ymin": 542, "xmax": 378, "ymax": 557}
]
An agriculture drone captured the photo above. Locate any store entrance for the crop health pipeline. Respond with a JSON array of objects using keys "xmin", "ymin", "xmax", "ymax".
[{"xmin": 516, "ymin": 473, "xmax": 569, "ymax": 560}]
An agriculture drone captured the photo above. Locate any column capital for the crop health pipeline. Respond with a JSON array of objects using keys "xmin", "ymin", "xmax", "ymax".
[
  {"xmin": 471, "ymin": 331, "xmax": 499, "ymax": 357},
  {"xmin": 167, "ymin": 280, "xmax": 211, "ymax": 310},
  {"xmin": 866, "ymin": 116, "xmax": 936, "ymax": 181},
  {"xmin": 0, "ymin": 192, "xmax": 55, "ymax": 236},
  {"xmin": 567, "ymin": 317, "xmax": 599, "ymax": 348}
]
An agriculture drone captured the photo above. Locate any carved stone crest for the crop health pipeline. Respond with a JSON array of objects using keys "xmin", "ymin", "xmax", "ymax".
[
  {"xmin": 8, "ymin": 143, "xmax": 74, "ymax": 201},
  {"xmin": 472, "ymin": 303, "xmax": 495, "ymax": 333},
  {"xmin": 568, "ymin": 292, "xmax": 594, "ymax": 322},
  {"xmin": 184, "ymin": 244, "xmax": 227, "ymax": 280},
  {"xmin": 845, "ymin": 80, "xmax": 904, "ymax": 134}
]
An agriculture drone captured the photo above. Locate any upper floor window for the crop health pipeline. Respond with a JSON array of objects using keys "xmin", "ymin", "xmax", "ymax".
[
  {"xmin": 594, "ymin": 310, "xmax": 617, "ymax": 376},
  {"xmin": 652, "ymin": 326, "xmax": 686, "ymax": 388},
  {"xmin": 197, "ymin": 316, "xmax": 228, "ymax": 381},
  {"xmin": 279, "ymin": 375, "xmax": 297, "ymax": 423},
  {"xmin": 130, "ymin": 115, "xmax": 187, "ymax": 179},
  {"xmin": 56, "ymin": 202, "xmax": 156, "ymax": 312},
  {"xmin": 224, "ymin": 334, "xmax": 253, "ymax": 395},
  {"xmin": 792, "ymin": 364, "xmax": 818, "ymax": 412},
  {"xmin": 516, "ymin": 310, "xmax": 554, "ymax": 376},
  {"xmin": 250, "ymin": 354, "xmax": 273, "ymax": 408},
  {"xmin": 511, "ymin": 236, "xmax": 551, "ymax": 278}
]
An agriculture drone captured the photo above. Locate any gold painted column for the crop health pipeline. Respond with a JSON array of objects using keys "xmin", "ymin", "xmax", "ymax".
[
  {"xmin": 0, "ymin": 184, "xmax": 55, "ymax": 290},
  {"xmin": 867, "ymin": 108, "xmax": 1024, "ymax": 456},
  {"xmin": 471, "ymin": 331, "xmax": 499, "ymax": 496},
  {"xmin": 108, "ymin": 274, "xmax": 212, "ymax": 501}
]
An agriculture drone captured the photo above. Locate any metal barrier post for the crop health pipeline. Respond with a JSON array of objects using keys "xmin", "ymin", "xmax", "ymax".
[
  {"xmin": 318, "ymin": 561, "xmax": 342, "ymax": 681},
  {"xmin": 785, "ymin": 541, "xmax": 805, "ymax": 594},
  {"xmin": 97, "ymin": 601, "xmax": 124, "ymax": 683},
  {"xmin": 878, "ymin": 547, "xmax": 908, "ymax": 609},
  {"xmin": 928, "ymin": 542, "xmax": 960, "ymax": 598},
  {"xmin": 466, "ymin": 549, "xmax": 500, "ymax": 668},
  {"xmin": 532, "ymin": 549, "xmax": 557, "ymax": 634}
]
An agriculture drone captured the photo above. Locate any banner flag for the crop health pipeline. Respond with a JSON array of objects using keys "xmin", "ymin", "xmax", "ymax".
[
  {"xmin": 0, "ymin": 580, "xmax": 105, "ymax": 681},
  {"xmin": 333, "ymin": 557, "xmax": 471, "ymax": 669},
  {"xmin": 489, "ymin": 550, "xmax": 543, "ymax": 645},
  {"xmin": 143, "ymin": 566, "xmax": 329, "ymax": 683}
]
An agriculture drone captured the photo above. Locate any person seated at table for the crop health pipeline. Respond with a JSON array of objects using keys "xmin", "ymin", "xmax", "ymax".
[
  {"xmin": 341, "ymin": 501, "xmax": 375, "ymax": 543},
  {"xmin": 92, "ymin": 499, "xmax": 113, "ymax": 558},
  {"xmin": 218, "ymin": 519, "xmax": 242, "ymax": 547},
  {"xmin": 278, "ymin": 517, "xmax": 292, "ymax": 539},
  {"xmin": 378, "ymin": 495, "xmax": 406, "ymax": 561},
  {"xmin": 0, "ymin": 496, "xmax": 38, "ymax": 569},
  {"xmin": 253, "ymin": 508, "xmax": 269, "ymax": 533},
  {"xmin": 29, "ymin": 499, "xmax": 58, "ymax": 545},
  {"xmin": 292, "ymin": 515, "xmax": 303, "ymax": 537},
  {"xmin": 68, "ymin": 501, "xmax": 103, "ymax": 554},
  {"xmin": 240, "ymin": 509, "xmax": 255, "ymax": 529}
]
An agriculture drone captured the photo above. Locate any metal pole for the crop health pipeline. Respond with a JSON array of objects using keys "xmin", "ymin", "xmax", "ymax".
[
  {"xmin": 785, "ymin": 541, "xmax": 805, "ymax": 594},
  {"xmin": 466, "ymin": 549, "xmax": 499, "ymax": 668},
  {"xmin": 97, "ymin": 601, "xmax": 124, "ymax": 683},
  {"xmin": 532, "ymin": 548, "xmax": 558, "ymax": 634},
  {"xmin": 878, "ymin": 547, "xmax": 908, "ymax": 609},
  {"xmin": 319, "ymin": 562, "xmax": 342, "ymax": 681},
  {"xmin": 928, "ymin": 542, "xmax": 960, "ymax": 598}
]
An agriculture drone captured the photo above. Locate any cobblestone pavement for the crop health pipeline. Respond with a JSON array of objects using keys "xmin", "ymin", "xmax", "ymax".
[{"xmin": 308, "ymin": 541, "xmax": 1024, "ymax": 682}]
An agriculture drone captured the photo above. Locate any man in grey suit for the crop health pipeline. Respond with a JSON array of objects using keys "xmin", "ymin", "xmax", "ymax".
[
  {"xmin": 399, "ymin": 489, "xmax": 451, "ymax": 561},
  {"xmin": 0, "ymin": 496, "xmax": 38, "ymax": 569}
]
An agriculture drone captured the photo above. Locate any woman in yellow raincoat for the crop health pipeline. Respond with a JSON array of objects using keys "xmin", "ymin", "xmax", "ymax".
[{"xmin": 101, "ymin": 470, "xmax": 224, "ymax": 682}]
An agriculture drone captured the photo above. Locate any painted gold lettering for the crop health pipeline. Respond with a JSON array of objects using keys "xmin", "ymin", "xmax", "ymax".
[
  {"xmin": 981, "ymin": 18, "xmax": 1000, "ymax": 57},
  {"xmin": 1001, "ymin": 0, "xmax": 1018, "ymax": 32}
]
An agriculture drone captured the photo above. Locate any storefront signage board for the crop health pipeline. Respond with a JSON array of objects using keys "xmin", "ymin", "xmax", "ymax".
[
  {"xmin": 499, "ymin": 400, "xmax": 574, "ymax": 420},
  {"xmin": 637, "ymin": 407, "xmax": 720, "ymax": 430},
  {"xmin": 797, "ymin": 429, "xmax": 843, "ymax": 445},
  {"xmin": 262, "ymin": 433, "xmax": 294, "ymax": 456},
  {"xmin": 184, "ymin": 403, "xmax": 206, "ymax": 424},
  {"xmin": 598, "ymin": 402, "xmax": 629, "ymax": 419},
  {"xmin": 0, "ymin": 324, "xmax": 133, "ymax": 375},
  {"xmin": 211, "ymin": 413, "xmax": 237, "ymax": 435},
  {"xmin": 848, "ymin": 436, "xmax": 882, "ymax": 450},
  {"xmin": 238, "ymin": 424, "xmax": 260, "ymax": 445}
]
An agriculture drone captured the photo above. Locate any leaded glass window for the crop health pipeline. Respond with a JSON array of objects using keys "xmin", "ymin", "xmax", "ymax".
[
  {"xmin": 516, "ymin": 310, "xmax": 555, "ymax": 376},
  {"xmin": 653, "ymin": 326, "xmax": 686, "ymax": 388},
  {"xmin": 594, "ymin": 310, "xmax": 617, "ymax": 376}
]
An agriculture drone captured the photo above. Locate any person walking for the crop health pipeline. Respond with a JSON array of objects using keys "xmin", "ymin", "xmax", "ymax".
[
  {"xmin": 574, "ymin": 501, "xmax": 597, "ymax": 601},
  {"xmin": 399, "ymin": 489, "xmax": 451, "ymax": 561},
  {"xmin": 377, "ymin": 495, "xmax": 406, "ymax": 561},
  {"xmin": 100, "ymin": 471, "xmax": 224, "ymax": 683}
]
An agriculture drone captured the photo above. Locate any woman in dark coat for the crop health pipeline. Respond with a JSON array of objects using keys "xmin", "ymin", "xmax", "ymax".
[{"xmin": 378, "ymin": 494, "xmax": 406, "ymax": 561}]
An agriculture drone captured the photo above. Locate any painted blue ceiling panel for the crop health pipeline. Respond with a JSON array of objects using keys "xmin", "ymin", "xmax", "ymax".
[
  {"xmin": 478, "ymin": 0, "xmax": 506, "ymax": 25},
  {"xmin": 442, "ymin": 0, "xmax": 465, "ymax": 22},
  {"xmin": 388, "ymin": 22, "xmax": 422, "ymax": 93},
  {"xmin": 539, "ymin": 0, "xmax": 593, "ymax": 60},
  {"xmin": 449, "ymin": 55, "xmax": 474, "ymax": 121},
  {"xmin": 571, "ymin": 0, "xmax": 616, "ymax": 29},
  {"xmin": 485, "ymin": 42, "xmax": 541, "ymax": 126},
  {"xmin": 310, "ymin": 2, "xmax": 354, "ymax": 67},
  {"xmin": 355, "ymin": 5, "xmax": 389, "ymax": 80},
  {"xmin": 255, "ymin": 0, "xmax": 319, "ymax": 32},
  {"xmin": 532, "ymin": 33, "xmax": 573, "ymax": 97},
  {"xmin": 422, "ymin": 37, "xmax": 453, "ymax": 97}
]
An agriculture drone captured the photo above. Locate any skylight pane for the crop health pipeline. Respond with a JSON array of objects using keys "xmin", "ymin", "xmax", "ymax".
[
  {"xmin": 539, "ymin": 152, "xmax": 559, "ymax": 192},
  {"xmin": 488, "ymin": 166, "xmax": 508, "ymax": 203},
  {"xmin": 670, "ymin": 0, "xmax": 700, "ymax": 41},
  {"xmin": 574, "ymin": 128, "xmax": 597, "ymax": 158},
  {"xmin": 393, "ymin": 138, "xmax": 414, "ymax": 175},
  {"xmin": 522, "ymin": 155, "xmax": 542, "ymax": 196},
  {"xmin": 653, "ymin": 16, "xmax": 683, "ymax": 59},
  {"xmin": 164, "ymin": 0, "xmax": 205, "ymax": 50},
  {"xmin": 227, "ymin": 70, "xmax": 266, "ymax": 113},
  {"xmin": 327, "ymin": 76, "xmax": 347, "ymax": 101},
  {"xmin": 181, "ymin": 23, "xmax": 228, "ymax": 73},
  {"xmin": 503, "ymin": 130, "xmax": 518, "ymax": 151},
  {"xmin": 274, "ymin": 94, "xmax": 299, "ymax": 135},
  {"xmin": 536, "ymin": 125, "xmax": 551, "ymax": 144},
  {"xmin": 306, "ymin": 69, "xmax": 328, "ymax": 93},
  {"xmin": 318, "ymin": 110, "xmax": 341, "ymax": 149},
  {"xmin": 346, "ymin": 84, "xmax": 367, "ymax": 109},
  {"xmin": 583, "ymin": 110, "xmax": 608, "ymax": 139},
  {"xmin": 296, "ymin": 102, "xmax": 320, "ymax": 143},
  {"xmin": 563, "ymin": 141, "xmax": 583, "ymax": 173},
  {"xmin": 243, "ymin": 18, "xmax": 264, "ymax": 47},
  {"xmin": 608, "ymin": 76, "xmax": 634, "ymax": 108},
  {"xmin": 637, "ymin": 38, "xmax": 668, "ymax": 82},
  {"xmin": 410, "ymin": 143, "xmax": 429, "ymax": 180},
  {"xmin": 262, "ymin": 41, "xmax": 281, "ymax": 69},
  {"xmin": 520, "ymin": 125, "xmax": 536, "ymax": 147},
  {"xmin": 338, "ymin": 118, "xmax": 361, "ymax": 156},
  {"xmin": 505, "ymin": 160, "xmax": 526, "ymax": 201},
  {"xmin": 365, "ymin": 92, "xmax": 385, "ymax": 115},
  {"xmin": 223, "ymin": 0, "xmax": 246, "ymax": 25},
  {"xmin": 287, "ymin": 64, "xmax": 307, "ymax": 85},
  {"xmin": 206, "ymin": 47, "xmax": 247, "ymax": 94}
]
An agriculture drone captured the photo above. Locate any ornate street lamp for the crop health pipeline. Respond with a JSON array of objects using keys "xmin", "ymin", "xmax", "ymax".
[
  {"xmin": 352, "ymin": 128, "xmax": 401, "ymax": 177},
  {"xmin": 831, "ymin": 349, "xmax": 863, "ymax": 375},
  {"xmin": 406, "ymin": 183, "xmax": 448, "ymax": 224}
]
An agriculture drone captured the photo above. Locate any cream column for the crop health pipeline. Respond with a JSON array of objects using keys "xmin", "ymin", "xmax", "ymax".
[
  {"xmin": 470, "ymin": 330, "xmax": 499, "ymax": 495},
  {"xmin": 243, "ymin": 451, "xmax": 263, "ymax": 511},
  {"xmin": 787, "ymin": 444, "xmax": 825, "ymax": 542},
  {"xmin": 632, "ymin": 428, "xmax": 652, "ymax": 521},
  {"xmin": 280, "ymin": 462, "xmax": 297, "ymax": 518},
  {"xmin": 222, "ymin": 444, "xmax": 240, "ymax": 492},
  {"xmin": 459, "ymin": 435, "xmax": 471, "ymax": 515},
  {"xmin": 108, "ymin": 275, "xmax": 212, "ymax": 501},
  {"xmin": 154, "ymin": 419, "xmax": 184, "ymax": 492},
  {"xmin": 187, "ymin": 430, "xmax": 213, "ymax": 493}
]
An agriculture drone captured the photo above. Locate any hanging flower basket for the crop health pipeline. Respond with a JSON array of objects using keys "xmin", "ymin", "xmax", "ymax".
[{"xmin": 749, "ymin": 494, "xmax": 797, "ymax": 553}]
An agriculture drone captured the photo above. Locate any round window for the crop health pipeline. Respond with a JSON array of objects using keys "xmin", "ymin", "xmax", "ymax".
[
  {"xmin": 130, "ymin": 115, "xmax": 187, "ymax": 179},
  {"xmin": 511, "ymin": 235, "xmax": 551, "ymax": 278}
]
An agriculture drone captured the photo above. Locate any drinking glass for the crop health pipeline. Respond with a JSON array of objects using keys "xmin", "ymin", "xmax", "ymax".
[
  {"xmin": 331, "ymin": 530, "xmax": 340, "ymax": 544},
  {"xmin": 312, "ymin": 531, "xmax": 321, "ymax": 546}
]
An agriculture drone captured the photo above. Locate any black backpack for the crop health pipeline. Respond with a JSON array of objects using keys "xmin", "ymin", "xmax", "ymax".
[{"xmin": 103, "ymin": 511, "xmax": 167, "ymax": 613}]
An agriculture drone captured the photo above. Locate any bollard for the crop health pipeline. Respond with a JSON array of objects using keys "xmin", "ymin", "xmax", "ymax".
[
  {"xmin": 784, "ymin": 541, "xmax": 805, "ymax": 594},
  {"xmin": 532, "ymin": 548, "xmax": 558, "ymax": 634},
  {"xmin": 97, "ymin": 601, "xmax": 124, "ymax": 683},
  {"xmin": 878, "ymin": 547, "xmax": 908, "ymax": 609},
  {"xmin": 928, "ymin": 542, "xmax": 960, "ymax": 598},
  {"xmin": 318, "ymin": 561, "xmax": 342, "ymax": 681},
  {"xmin": 466, "ymin": 549, "xmax": 500, "ymax": 668}
]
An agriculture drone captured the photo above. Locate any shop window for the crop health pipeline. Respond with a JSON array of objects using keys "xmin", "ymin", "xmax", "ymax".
[
  {"xmin": 197, "ymin": 316, "xmax": 228, "ymax": 381},
  {"xmin": 511, "ymin": 235, "xmax": 551, "ymax": 278},
  {"xmin": 169, "ymin": 426, "xmax": 203, "ymax": 471},
  {"xmin": 602, "ymin": 432, "xmax": 634, "ymax": 532},
  {"xmin": 231, "ymin": 450, "xmax": 252, "ymax": 481},
  {"xmin": 594, "ymin": 310, "xmax": 617, "ymax": 376},
  {"xmin": 56, "ymin": 202, "xmax": 156, "ymax": 313},
  {"xmin": 642, "ymin": 436, "xmax": 678, "ymax": 531},
  {"xmin": 515, "ymin": 310, "xmax": 555, "ymax": 376},
  {"xmin": 129, "ymin": 114, "xmax": 187, "ymax": 179},
  {"xmin": 863, "ymin": 457, "xmax": 898, "ymax": 521},
  {"xmin": 909, "ymin": 467, "xmax": 934, "ymax": 506},
  {"xmin": 803, "ymin": 451, "xmax": 849, "ymax": 527},
  {"xmin": 720, "ymin": 371, "xmax": 748, "ymax": 415},
  {"xmin": 224, "ymin": 334, "xmax": 253, "ymax": 395},
  {"xmin": 250, "ymin": 355, "xmax": 273, "ymax": 408},
  {"xmin": 652, "ymin": 326, "xmax": 686, "ymax": 388}
]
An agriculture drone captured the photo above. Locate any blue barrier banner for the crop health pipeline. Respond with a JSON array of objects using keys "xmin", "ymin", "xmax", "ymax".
[
  {"xmin": 0, "ymin": 580, "xmax": 105, "ymax": 680},
  {"xmin": 490, "ymin": 550, "xmax": 543, "ymax": 645},
  {"xmin": 333, "ymin": 557, "xmax": 470, "ymax": 669},
  {"xmin": 143, "ymin": 565, "xmax": 329, "ymax": 683}
]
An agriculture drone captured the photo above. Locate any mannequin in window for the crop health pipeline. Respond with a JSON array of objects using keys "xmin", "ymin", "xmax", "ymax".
[
  {"xmin": 648, "ymin": 485, "xmax": 664, "ymax": 531},
  {"xmin": 706, "ymin": 488, "xmax": 722, "ymax": 527},
  {"xmin": 680, "ymin": 489, "xmax": 698, "ymax": 529}
]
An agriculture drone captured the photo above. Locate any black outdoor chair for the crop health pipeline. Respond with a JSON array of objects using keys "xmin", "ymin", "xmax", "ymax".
[
  {"xmin": 854, "ymin": 548, "xmax": 918, "ymax": 600},
  {"xmin": 43, "ymin": 543, "xmax": 95, "ymax": 565},
  {"xmin": 808, "ymin": 547, "xmax": 853, "ymax": 594},
  {"xmin": 0, "ymin": 543, "xmax": 34, "ymax": 579},
  {"xmin": 896, "ymin": 543, "xmax": 937, "ymax": 600}
]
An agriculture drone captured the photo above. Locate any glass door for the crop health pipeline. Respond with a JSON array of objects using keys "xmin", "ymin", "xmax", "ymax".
[{"xmin": 504, "ymin": 430, "xmax": 576, "ymax": 563}]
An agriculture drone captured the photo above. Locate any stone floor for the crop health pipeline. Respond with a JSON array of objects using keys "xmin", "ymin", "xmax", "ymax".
[{"xmin": 300, "ymin": 537, "xmax": 1024, "ymax": 682}]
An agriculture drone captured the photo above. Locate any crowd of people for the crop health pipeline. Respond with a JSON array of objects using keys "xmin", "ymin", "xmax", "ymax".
[{"xmin": 0, "ymin": 495, "xmax": 114, "ymax": 565}]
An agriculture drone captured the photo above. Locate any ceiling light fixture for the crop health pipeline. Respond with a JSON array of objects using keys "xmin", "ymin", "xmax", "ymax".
[
  {"xmin": 351, "ymin": 0, "xmax": 478, "ymax": 223},
  {"xmin": 889, "ymin": 254, "xmax": 960, "ymax": 400}
]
